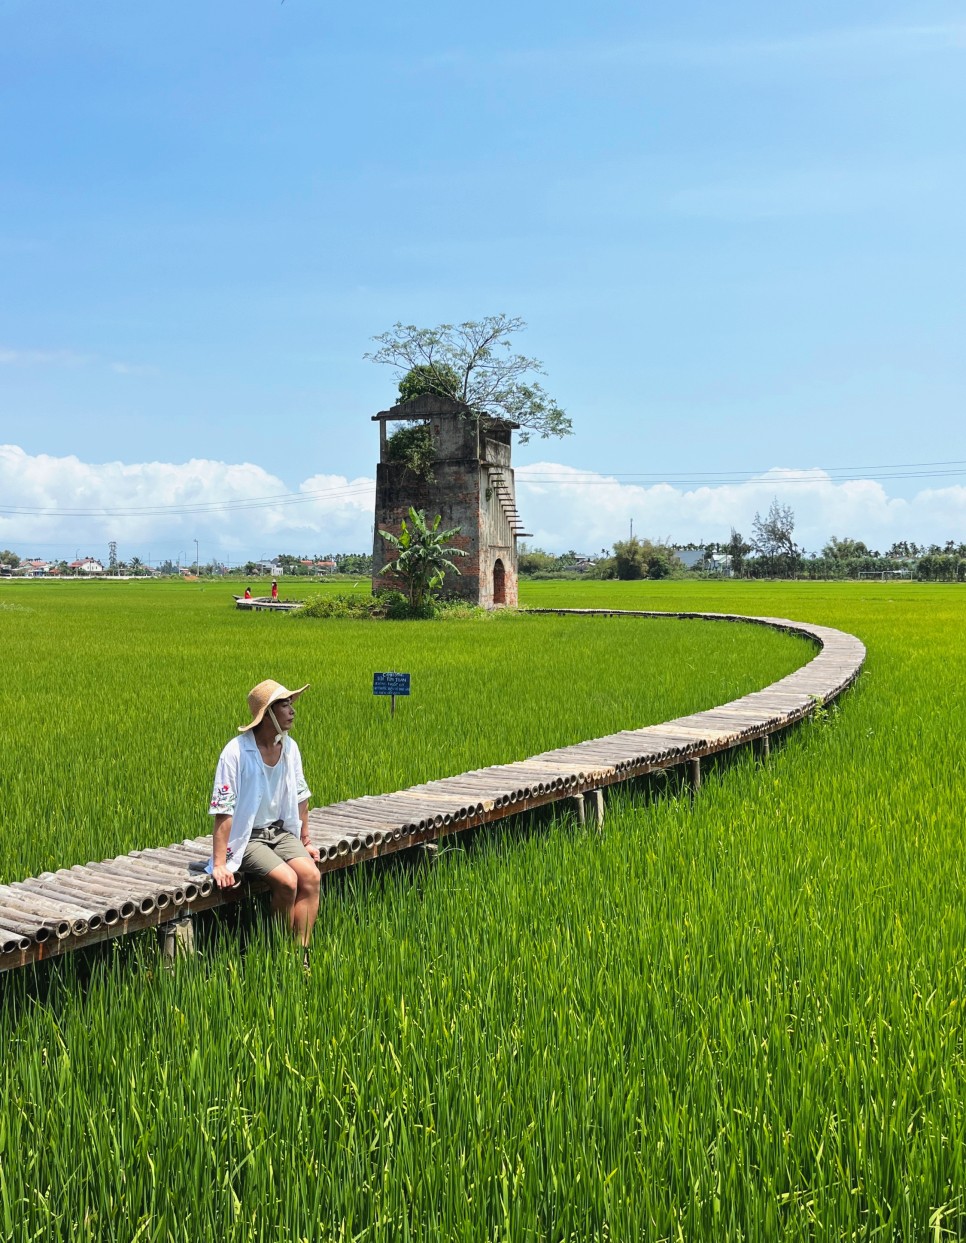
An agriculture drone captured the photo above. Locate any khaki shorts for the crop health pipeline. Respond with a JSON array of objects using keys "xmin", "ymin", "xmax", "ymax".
[{"xmin": 240, "ymin": 822, "xmax": 313, "ymax": 879}]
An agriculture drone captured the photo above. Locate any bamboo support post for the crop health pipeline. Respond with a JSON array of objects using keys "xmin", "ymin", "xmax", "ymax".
[
  {"xmin": 570, "ymin": 793, "xmax": 586, "ymax": 827},
  {"xmin": 586, "ymin": 789, "xmax": 605, "ymax": 830},
  {"xmin": 162, "ymin": 912, "xmax": 195, "ymax": 966},
  {"xmin": 687, "ymin": 758, "xmax": 701, "ymax": 795}
]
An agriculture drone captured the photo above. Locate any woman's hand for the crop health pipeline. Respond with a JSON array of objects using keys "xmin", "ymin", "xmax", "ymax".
[
  {"xmin": 212, "ymin": 863, "xmax": 236, "ymax": 889},
  {"xmin": 298, "ymin": 803, "xmax": 318, "ymax": 863}
]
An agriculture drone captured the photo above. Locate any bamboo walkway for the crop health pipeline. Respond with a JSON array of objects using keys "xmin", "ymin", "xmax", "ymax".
[{"xmin": 0, "ymin": 609, "xmax": 865, "ymax": 972}]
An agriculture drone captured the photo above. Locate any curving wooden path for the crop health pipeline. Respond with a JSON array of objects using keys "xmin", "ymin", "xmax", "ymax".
[{"xmin": 0, "ymin": 609, "xmax": 865, "ymax": 972}]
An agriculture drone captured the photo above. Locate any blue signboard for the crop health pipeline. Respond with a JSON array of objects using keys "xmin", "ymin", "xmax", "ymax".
[{"xmin": 373, "ymin": 672, "xmax": 411, "ymax": 697}]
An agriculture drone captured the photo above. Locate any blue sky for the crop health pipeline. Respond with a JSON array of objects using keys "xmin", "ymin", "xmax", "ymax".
[{"xmin": 2, "ymin": 0, "xmax": 964, "ymax": 559}]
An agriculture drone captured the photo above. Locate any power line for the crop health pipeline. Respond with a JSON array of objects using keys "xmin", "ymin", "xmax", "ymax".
[
  {"xmin": 518, "ymin": 467, "xmax": 966, "ymax": 486},
  {"xmin": 527, "ymin": 458, "xmax": 966, "ymax": 478},
  {"xmin": 1, "ymin": 458, "xmax": 964, "ymax": 520},
  {"xmin": 518, "ymin": 459, "xmax": 966, "ymax": 486},
  {"xmin": 0, "ymin": 481, "xmax": 373, "ymax": 518}
]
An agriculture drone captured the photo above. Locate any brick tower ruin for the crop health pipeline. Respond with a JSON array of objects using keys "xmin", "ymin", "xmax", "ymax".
[{"xmin": 372, "ymin": 393, "xmax": 528, "ymax": 607}]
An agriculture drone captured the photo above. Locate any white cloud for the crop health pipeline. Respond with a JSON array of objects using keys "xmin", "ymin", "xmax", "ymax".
[
  {"xmin": 516, "ymin": 463, "xmax": 966, "ymax": 554},
  {"xmin": 0, "ymin": 445, "xmax": 374, "ymax": 562},
  {"xmin": 110, "ymin": 361, "xmax": 159, "ymax": 377},
  {"xmin": 1, "ymin": 448, "xmax": 964, "ymax": 563},
  {"xmin": 0, "ymin": 347, "xmax": 90, "ymax": 367}
]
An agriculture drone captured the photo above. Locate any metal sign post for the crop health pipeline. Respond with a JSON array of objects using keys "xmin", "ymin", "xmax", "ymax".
[{"xmin": 373, "ymin": 671, "xmax": 411, "ymax": 718}]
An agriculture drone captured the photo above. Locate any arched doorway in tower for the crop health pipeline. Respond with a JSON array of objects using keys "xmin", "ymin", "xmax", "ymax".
[{"xmin": 493, "ymin": 558, "xmax": 506, "ymax": 605}]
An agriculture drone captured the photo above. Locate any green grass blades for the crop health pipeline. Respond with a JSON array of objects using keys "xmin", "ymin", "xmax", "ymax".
[
  {"xmin": 0, "ymin": 577, "xmax": 964, "ymax": 1240},
  {"xmin": 0, "ymin": 579, "xmax": 806, "ymax": 881}
]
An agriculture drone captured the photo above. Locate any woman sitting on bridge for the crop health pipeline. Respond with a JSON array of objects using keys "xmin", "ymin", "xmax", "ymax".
[{"xmin": 207, "ymin": 679, "xmax": 321, "ymax": 966}]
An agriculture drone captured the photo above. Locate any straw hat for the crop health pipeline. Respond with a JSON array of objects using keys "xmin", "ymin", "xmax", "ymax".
[{"xmin": 238, "ymin": 679, "xmax": 309, "ymax": 733}]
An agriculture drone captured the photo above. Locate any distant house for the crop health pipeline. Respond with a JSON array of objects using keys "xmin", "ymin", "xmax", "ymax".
[
  {"xmin": 674, "ymin": 549, "xmax": 707, "ymax": 571},
  {"xmin": 69, "ymin": 558, "xmax": 104, "ymax": 574},
  {"xmin": 673, "ymin": 549, "xmax": 734, "ymax": 576},
  {"xmin": 317, "ymin": 560, "xmax": 337, "ymax": 573},
  {"xmin": 22, "ymin": 559, "xmax": 51, "ymax": 576}
]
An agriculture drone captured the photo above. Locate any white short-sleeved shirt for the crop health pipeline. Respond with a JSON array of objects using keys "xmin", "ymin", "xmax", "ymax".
[
  {"xmin": 206, "ymin": 732, "xmax": 311, "ymax": 873},
  {"xmin": 254, "ymin": 757, "xmax": 284, "ymax": 827}
]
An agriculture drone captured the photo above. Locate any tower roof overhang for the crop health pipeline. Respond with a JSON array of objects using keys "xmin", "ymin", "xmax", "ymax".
[{"xmin": 372, "ymin": 395, "xmax": 519, "ymax": 430}]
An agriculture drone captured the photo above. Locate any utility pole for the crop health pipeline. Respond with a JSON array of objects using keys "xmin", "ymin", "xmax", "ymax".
[
  {"xmin": 194, "ymin": 538, "xmax": 199, "ymax": 575},
  {"xmin": 629, "ymin": 518, "xmax": 633, "ymax": 541},
  {"xmin": 108, "ymin": 540, "xmax": 118, "ymax": 575}
]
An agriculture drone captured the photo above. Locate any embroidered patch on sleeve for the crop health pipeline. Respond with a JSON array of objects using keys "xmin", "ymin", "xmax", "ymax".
[{"xmin": 209, "ymin": 783, "xmax": 236, "ymax": 814}]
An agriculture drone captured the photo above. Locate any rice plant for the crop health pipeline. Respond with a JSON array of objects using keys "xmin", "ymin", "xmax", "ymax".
[
  {"xmin": 0, "ymin": 579, "xmax": 806, "ymax": 880},
  {"xmin": 0, "ymin": 577, "xmax": 962, "ymax": 1240}
]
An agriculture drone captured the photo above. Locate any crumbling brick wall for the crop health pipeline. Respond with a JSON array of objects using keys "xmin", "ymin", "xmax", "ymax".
[{"xmin": 371, "ymin": 396, "xmax": 521, "ymax": 607}]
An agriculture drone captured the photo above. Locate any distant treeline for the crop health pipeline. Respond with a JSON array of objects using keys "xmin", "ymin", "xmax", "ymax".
[
  {"xmin": 742, "ymin": 554, "xmax": 965, "ymax": 581},
  {"xmin": 518, "ymin": 542, "xmax": 966, "ymax": 582},
  {"xmin": 240, "ymin": 553, "xmax": 373, "ymax": 577}
]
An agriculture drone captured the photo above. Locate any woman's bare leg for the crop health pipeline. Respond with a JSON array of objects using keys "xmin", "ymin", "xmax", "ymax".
[
  {"xmin": 264, "ymin": 862, "xmax": 298, "ymax": 923},
  {"xmin": 287, "ymin": 856, "xmax": 321, "ymax": 946}
]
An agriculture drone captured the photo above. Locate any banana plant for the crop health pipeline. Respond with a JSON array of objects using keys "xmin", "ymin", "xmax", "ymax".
[{"xmin": 379, "ymin": 507, "xmax": 467, "ymax": 613}]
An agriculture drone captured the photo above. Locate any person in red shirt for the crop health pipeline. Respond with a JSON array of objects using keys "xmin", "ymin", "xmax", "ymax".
[{"xmin": 271, "ymin": 580, "xmax": 278, "ymax": 601}]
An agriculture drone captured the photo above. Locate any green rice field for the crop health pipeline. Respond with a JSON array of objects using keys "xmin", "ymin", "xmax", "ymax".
[
  {"xmin": 0, "ymin": 577, "xmax": 964, "ymax": 1241},
  {"xmin": 0, "ymin": 580, "xmax": 808, "ymax": 881}
]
